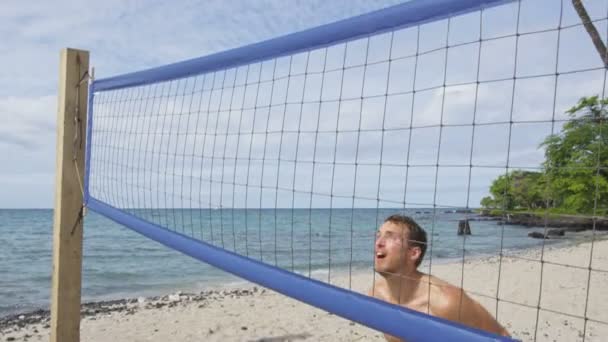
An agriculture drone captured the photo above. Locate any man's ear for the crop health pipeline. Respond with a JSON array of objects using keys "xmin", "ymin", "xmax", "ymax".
[{"xmin": 409, "ymin": 246, "xmax": 422, "ymax": 264}]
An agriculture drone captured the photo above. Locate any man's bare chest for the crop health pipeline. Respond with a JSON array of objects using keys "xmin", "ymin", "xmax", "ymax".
[{"xmin": 373, "ymin": 290, "xmax": 435, "ymax": 316}]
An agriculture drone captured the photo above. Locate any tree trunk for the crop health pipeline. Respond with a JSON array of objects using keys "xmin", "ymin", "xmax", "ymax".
[{"xmin": 572, "ymin": 0, "xmax": 608, "ymax": 67}]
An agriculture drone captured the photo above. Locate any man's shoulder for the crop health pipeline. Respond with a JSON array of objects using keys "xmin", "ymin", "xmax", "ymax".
[
  {"xmin": 427, "ymin": 275, "xmax": 462, "ymax": 298},
  {"xmin": 368, "ymin": 278, "xmax": 388, "ymax": 298},
  {"xmin": 427, "ymin": 276, "xmax": 465, "ymax": 316}
]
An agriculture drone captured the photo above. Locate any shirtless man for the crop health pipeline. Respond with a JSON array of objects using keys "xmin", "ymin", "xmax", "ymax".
[{"xmin": 369, "ymin": 214, "xmax": 509, "ymax": 341}]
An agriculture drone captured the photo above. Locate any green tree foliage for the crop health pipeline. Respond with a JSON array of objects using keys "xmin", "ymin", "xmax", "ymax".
[
  {"xmin": 481, "ymin": 171, "xmax": 545, "ymax": 211},
  {"xmin": 481, "ymin": 96, "xmax": 608, "ymax": 214}
]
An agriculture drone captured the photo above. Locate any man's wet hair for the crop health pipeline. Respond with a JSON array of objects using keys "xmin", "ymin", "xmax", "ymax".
[{"xmin": 384, "ymin": 214, "xmax": 427, "ymax": 267}]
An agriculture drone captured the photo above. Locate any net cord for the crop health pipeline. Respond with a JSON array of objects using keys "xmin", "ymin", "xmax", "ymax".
[
  {"xmin": 87, "ymin": 196, "xmax": 512, "ymax": 342},
  {"xmin": 91, "ymin": 0, "xmax": 516, "ymax": 92},
  {"xmin": 83, "ymin": 0, "xmax": 537, "ymax": 340}
]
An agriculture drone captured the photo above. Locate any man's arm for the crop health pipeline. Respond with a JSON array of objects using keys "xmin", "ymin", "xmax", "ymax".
[
  {"xmin": 435, "ymin": 288, "xmax": 510, "ymax": 337},
  {"xmin": 459, "ymin": 292, "xmax": 509, "ymax": 336}
]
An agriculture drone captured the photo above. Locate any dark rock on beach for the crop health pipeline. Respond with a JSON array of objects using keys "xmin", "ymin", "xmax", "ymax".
[
  {"xmin": 527, "ymin": 228, "xmax": 567, "ymax": 239},
  {"xmin": 0, "ymin": 287, "xmax": 260, "ymax": 332}
]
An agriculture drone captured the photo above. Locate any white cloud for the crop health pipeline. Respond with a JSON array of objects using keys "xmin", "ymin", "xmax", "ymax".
[
  {"xmin": 0, "ymin": 95, "xmax": 56, "ymax": 148},
  {"xmin": 1, "ymin": 0, "xmax": 608, "ymax": 208},
  {"xmin": 0, "ymin": 0, "xmax": 405, "ymax": 208}
]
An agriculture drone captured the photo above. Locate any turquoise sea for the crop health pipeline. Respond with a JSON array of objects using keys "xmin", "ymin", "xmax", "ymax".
[{"xmin": 0, "ymin": 208, "xmax": 563, "ymax": 317}]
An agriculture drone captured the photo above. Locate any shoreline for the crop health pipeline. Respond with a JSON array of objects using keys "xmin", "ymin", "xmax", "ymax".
[
  {"xmin": 2, "ymin": 238, "xmax": 607, "ymax": 341},
  {"xmin": 3, "ymin": 230, "xmax": 606, "ymax": 320},
  {"xmin": 0, "ymin": 287, "xmax": 265, "ymax": 334},
  {"xmin": 478, "ymin": 211, "xmax": 608, "ymax": 232}
]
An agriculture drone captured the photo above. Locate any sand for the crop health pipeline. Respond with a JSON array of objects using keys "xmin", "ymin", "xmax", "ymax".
[{"xmin": 1, "ymin": 238, "xmax": 607, "ymax": 342}]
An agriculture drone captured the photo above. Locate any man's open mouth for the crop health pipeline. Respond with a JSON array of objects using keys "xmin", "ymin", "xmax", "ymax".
[{"xmin": 376, "ymin": 252, "xmax": 386, "ymax": 259}]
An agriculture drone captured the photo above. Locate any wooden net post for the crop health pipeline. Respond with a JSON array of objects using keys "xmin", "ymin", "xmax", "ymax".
[{"xmin": 50, "ymin": 48, "xmax": 90, "ymax": 342}]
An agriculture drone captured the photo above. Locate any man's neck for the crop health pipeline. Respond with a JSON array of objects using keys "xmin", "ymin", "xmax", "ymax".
[{"xmin": 383, "ymin": 269, "xmax": 424, "ymax": 304}]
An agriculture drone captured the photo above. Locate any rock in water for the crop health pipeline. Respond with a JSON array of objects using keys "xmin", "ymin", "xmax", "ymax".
[
  {"xmin": 458, "ymin": 220, "xmax": 472, "ymax": 235},
  {"xmin": 528, "ymin": 231, "xmax": 548, "ymax": 239},
  {"xmin": 547, "ymin": 229, "xmax": 565, "ymax": 237}
]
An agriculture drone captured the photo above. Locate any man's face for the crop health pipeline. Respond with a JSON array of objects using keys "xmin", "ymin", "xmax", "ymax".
[{"xmin": 374, "ymin": 221, "xmax": 415, "ymax": 274}]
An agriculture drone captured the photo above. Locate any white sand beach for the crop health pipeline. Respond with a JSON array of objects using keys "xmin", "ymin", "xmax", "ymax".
[{"xmin": 1, "ymin": 238, "xmax": 607, "ymax": 342}]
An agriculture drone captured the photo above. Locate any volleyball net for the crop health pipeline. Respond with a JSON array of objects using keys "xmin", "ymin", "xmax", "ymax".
[{"xmin": 84, "ymin": 0, "xmax": 608, "ymax": 340}]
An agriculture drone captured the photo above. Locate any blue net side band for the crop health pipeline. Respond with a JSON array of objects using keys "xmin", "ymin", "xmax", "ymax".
[
  {"xmin": 93, "ymin": 0, "xmax": 514, "ymax": 92},
  {"xmin": 84, "ymin": 89, "xmax": 94, "ymax": 203},
  {"xmin": 86, "ymin": 197, "xmax": 511, "ymax": 342}
]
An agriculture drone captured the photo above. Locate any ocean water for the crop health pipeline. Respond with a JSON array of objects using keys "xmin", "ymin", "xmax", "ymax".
[{"xmin": 0, "ymin": 208, "xmax": 562, "ymax": 317}]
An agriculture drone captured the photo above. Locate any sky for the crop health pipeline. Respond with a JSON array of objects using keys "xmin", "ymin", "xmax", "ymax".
[{"xmin": 1, "ymin": 0, "xmax": 608, "ymax": 209}]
